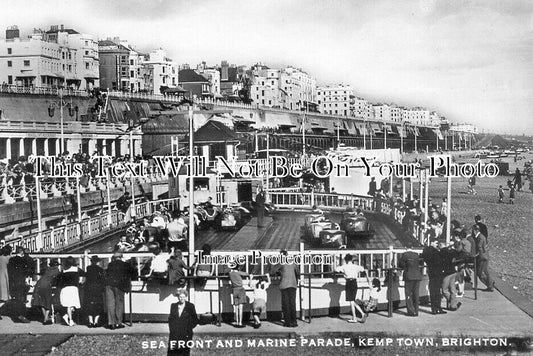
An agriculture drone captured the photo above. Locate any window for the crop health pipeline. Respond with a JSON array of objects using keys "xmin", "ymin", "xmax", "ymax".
[
  {"xmin": 85, "ymin": 50, "xmax": 89, "ymax": 55},
  {"xmin": 7, "ymin": 48, "xmax": 12, "ymax": 54},
  {"xmin": 7, "ymin": 75, "xmax": 12, "ymax": 84},
  {"xmin": 268, "ymin": 100, "xmax": 271, "ymax": 105},
  {"xmin": 85, "ymin": 41, "xmax": 88, "ymax": 46},
  {"xmin": 68, "ymin": 65, "xmax": 72, "ymax": 71},
  {"xmin": 261, "ymin": 90, "xmax": 264, "ymax": 96},
  {"xmin": 68, "ymin": 53, "xmax": 71, "ymax": 60},
  {"xmin": 7, "ymin": 61, "xmax": 12, "ymax": 67},
  {"xmin": 24, "ymin": 60, "xmax": 30, "ymax": 67},
  {"xmin": 85, "ymin": 63, "xmax": 89, "ymax": 70},
  {"xmin": 62, "ymin": 52, "xmax": 65, "ymax": 59},
  {"xmin": 130, "ymin": 70, "xmax": 134, "ymax": 77},
  {"xmin": 130, "ymin": 59, "xmax": 134, "ymax": 65},
  {"xmin": 262, "ymin": 99, "xmax": 265, "ymax": 104}
]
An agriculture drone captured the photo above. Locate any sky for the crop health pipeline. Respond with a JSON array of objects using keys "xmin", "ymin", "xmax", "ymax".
[{"xmin": 1, "ymin": 0, "xmax": 532, "ymax": 134}]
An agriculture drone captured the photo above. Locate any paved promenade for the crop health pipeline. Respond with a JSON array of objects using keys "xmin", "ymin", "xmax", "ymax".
[{"xmin": 0, "ymin": 282, "xmax": 530, "ymax": 337}]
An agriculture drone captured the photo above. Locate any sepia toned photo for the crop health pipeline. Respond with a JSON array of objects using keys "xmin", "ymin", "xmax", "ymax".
[{"xmin": 0, "ymin": 1, "xmax": 531, "ymax": 355}]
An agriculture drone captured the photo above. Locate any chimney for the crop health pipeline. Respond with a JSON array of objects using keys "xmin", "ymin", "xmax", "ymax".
[
  {"xmin": 221, "ymin": 60, "xmax": 229, "ymax": 81},
  {"xmin": 60, "ymin": 24, "xmax": 64, "ymax": 31}
]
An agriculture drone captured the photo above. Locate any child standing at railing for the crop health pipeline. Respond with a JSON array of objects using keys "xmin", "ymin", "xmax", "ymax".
[{"xmin": 249, "ymin": 274, "xmax": 271, "ymax": 329}]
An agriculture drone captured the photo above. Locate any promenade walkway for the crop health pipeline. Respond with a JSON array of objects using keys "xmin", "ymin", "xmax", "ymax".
[
  {"xmin": 0, "ymin": 278, "xmax": 530, "ymax": 356},
  {"xmin": 0, "ymin": 284, "xmax": 531, "ymax": 337}
]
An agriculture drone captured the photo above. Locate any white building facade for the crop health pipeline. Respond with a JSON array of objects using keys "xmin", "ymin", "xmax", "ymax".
[
  {"xmin": 317, "ymin": 84, "xmax": 353, "ymax": 116},
  {"xmin": 141, "ymin": 49, "xmax": 178, "ymax": 95},
  {"xmin": 0, "ymin": 25, "xmax": 99, "ymax": 90}
]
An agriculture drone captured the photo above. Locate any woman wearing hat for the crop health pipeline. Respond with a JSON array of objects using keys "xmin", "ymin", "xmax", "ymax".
[
  {"xmin": 57, "ymin": 256, "xmax": 85, "ymax": 326},
  {"xmin": 83, "ymin": 255, "xmax": 105, "ymax": 327},
  {"xmin": 32, "ymin": 259, "xmax": 61, "ymax": 325}
]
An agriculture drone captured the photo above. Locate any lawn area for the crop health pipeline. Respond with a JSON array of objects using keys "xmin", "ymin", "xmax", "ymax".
[{"xmin": 414, "ymin": 156, "xmax": 533, "ymax": 301}]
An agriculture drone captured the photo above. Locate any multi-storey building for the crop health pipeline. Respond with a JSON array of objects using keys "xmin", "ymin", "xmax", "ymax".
[
  {"xmin": 98, "ymin": 38, "xmax": 131, "ymax": 91},
  {"xmin": 219, "ymin": 60, "xmax": 247, "ymax": 98},
  {"xmin": 250, "ymin": 65, "xmax": 315, "ymax": 110},
  {"xmin": 0, "ymin": 25, "xmax": 99, "ymax": 90},
  {"xmin": 196, "ymin": 62, "xmax": 220, "ymax": 96},
  {"xmin": 119, "ymin": 40, "xmax": 145, "ymax": 93},
  {"xmin": 141, "ymin": 49, "xmax": 178, "ymax": 95},
  {"xmin": 401, "ymin": 107, "xmax": 431, "ymax": 125},
  {"xmin": 373, "ymin": 103, "xmax": 402, "ymax": 122},
  {"xmin": 250, "ymin": 68, "xmax": 282, "ymax": 107},
  {"xmin": 279, "ymin": 66, "xmax": 316, "ymax": 111},
  {"xmin": 317, "ymin": 84, "xmax": 353, "ymax": 116},
  {"xmin": 178, "ymin": 68, "xmax": 211, "ymax": 98},
  {"xmin": 350, "ymin": 96, "xmax": 374, "ymax": 120}
]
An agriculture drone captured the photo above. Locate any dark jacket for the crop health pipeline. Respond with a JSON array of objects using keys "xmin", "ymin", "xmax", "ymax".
[
  {"xmin": 476, "ymin": 222, "xmax": 488, "ymax": 239},
  {"xmin": 271, "ymin": 263, "xmax": 299, "ymax": 289},
  {"xmin": 399, "ymin": 250, "xmax": 423, "ymax": 281},
  {"xmin": 421, "ymin": 246, "xmax": 443, "ymax": 278},
  {"xmin": 105, "ymin": 259, "xmax": 135, "ymax": 292},
  {"xmin": 168, "ymin": 301, "xmax": 198, "ymax": 341}
]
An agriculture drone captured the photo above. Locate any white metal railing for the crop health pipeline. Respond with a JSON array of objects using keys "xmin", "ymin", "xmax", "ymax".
[
  {"xmin": 29, "ymin": 246, "xmax": 424, "ymax": 280},
  {"xmin": 269, "ymin": 191, "xmax": 374, "ymax": 211},
  {"xmin": 0, "ymin": 84, "xmax": 88, "ymax": 97},
  {"xmin": 0, "ymin": 172, "xmax": 167, "ymax": 205},
  {"xmin": 6, "ymin": 197, "xmax": 179, "ymax": 252},
  {"xmin": 0, "ymin": 120, "xmax": 130, "ymax": 134}
]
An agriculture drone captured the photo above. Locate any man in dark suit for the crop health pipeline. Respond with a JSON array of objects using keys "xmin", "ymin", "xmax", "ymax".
[
  {"xmin": 256, "ymin": 187, "xmax": 266, "ymax": 227},
  {"xmin": 105, "ymin": 252, "xmax": 135, "ymax": 329},
  {"xmin": 474, "ymin": 215, "xmax": 488, "ymax": 241},
  {"xmin": 421, "ymin": 240, "xmax": 446, "ymax": 315},
  {"xmin": 270, "ymin": 250, "xmax": 300, "ymax": 327},
  {"xmin": 398, "ymin": 244, "xmax": 423, "ymax": 316},
  {"xmin": 168, "ymin": 288, "xmax": 198, "ymax": 356}
]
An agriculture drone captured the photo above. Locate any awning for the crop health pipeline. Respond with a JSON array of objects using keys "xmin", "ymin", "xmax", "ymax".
[
  {"xmin": 370, "ymin": 123, "xmax": 383, "ymax": 134},
  {"xmin": 407, "ymin": 126, "xmax": 420, "ymax": 136},
  {"xmin": 355, "ymin": 122, "xmax": 370, "ymax": 136},
  {"xmin": 383, "ymin": 124, "xmax": 396, "ymax": 135},
  {"xmin": 398, "ymin": 126, "xmax": 408, "ymax": 138},
  {"xmin": 433, "ymin": 128, "xmax": 444, "ymax": 140}
]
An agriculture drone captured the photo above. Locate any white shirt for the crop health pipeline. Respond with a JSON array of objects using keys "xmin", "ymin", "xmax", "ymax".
[
  {"xmin": 335, "ymin": 263, "xmax": 364, "ymax": 279},
  {"xmin": 151, "ymin": 253, "xmax": 170, "ymax": 273},
  {"xmin": 252, "ymin": 282, "xmax": 270, "ymax": 302}
]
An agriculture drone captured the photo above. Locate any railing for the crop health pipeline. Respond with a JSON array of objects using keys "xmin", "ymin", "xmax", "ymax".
[
  {"xmin": 0, "ymin": 120, "xmax": 131, "ymax": 134},
  {"xmin": 30, "ymin": 246, "xmax": 424, "ymax": 280},
  {"xmin": 0, "ymin": 171, "xmax": 167, "ymax": 205},
  {"xmin": 6, "ymin": 197, "xmax": 179, "ymax": 253},
  {"xmin": 269, "ymin": 191, "xmax": 374, "ymax": 211},
  {"xmin": 0, "ymin": 84, "xmax": 89, "ymax": 97}
]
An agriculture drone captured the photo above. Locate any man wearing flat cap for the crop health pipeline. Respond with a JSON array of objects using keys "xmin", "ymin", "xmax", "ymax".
[{"xmin": 105, "ymin": 252, "xmax": 135, "ymax": 329}]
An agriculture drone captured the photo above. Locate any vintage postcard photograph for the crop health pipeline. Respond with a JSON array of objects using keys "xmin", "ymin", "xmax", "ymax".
[{"xmin": 0, "ymin": 0, "xmax": 531, "ymax": 355}]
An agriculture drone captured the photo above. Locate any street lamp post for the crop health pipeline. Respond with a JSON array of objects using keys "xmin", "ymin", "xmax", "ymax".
[
  {"xmin": 129, "ymin": 128, "xmax": 136, "ymax": 220},
  {"xmin": 47, "ymin": 89, "xmax": 73, "ymax": 155},
  {"xmin": 400, "ymin": 121, "xmax": 404, "ymax": 154}
]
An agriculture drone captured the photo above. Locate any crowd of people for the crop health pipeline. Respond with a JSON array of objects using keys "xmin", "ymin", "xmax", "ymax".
[{"xmin": 0, "ymin": 244, "xmax": 135, "ymax": 329}]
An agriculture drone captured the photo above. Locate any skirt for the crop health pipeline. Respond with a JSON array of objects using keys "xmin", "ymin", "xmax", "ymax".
[{"xmin": 60, "ymin": 286, "xmax": 81, "ymax": 309}]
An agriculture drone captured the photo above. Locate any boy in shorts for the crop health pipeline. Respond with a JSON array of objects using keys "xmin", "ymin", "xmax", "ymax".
[
  {"xmin": 249, "ymin": 275, "xmax": 271, "ymax": 328},
  {"xmin": 228, "ymin": 264, "xmax": 251, "ymax": 328}
]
